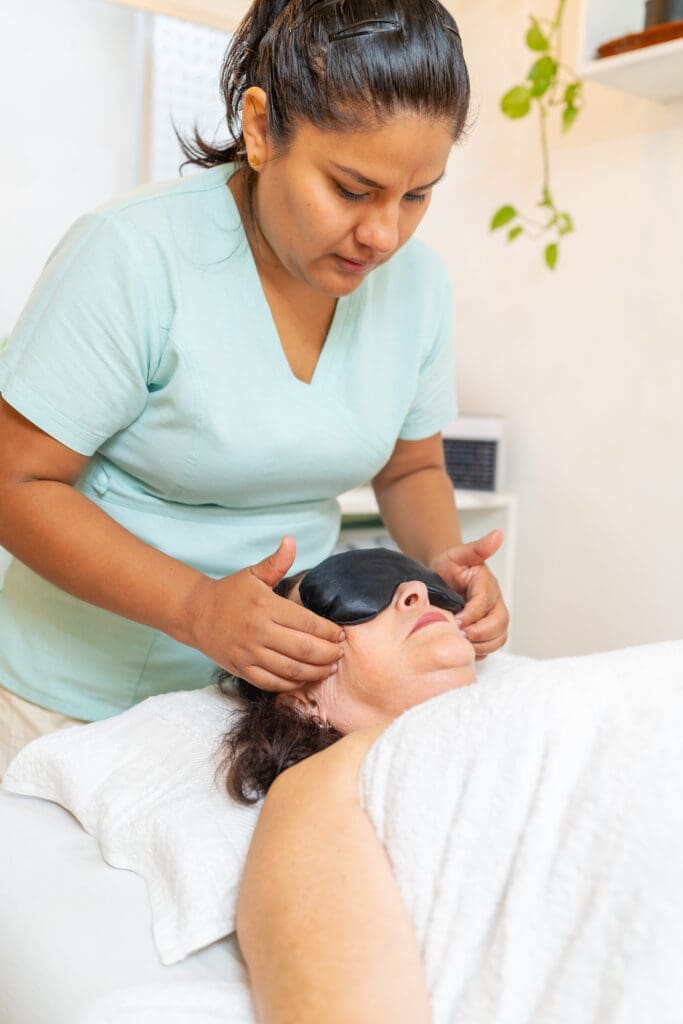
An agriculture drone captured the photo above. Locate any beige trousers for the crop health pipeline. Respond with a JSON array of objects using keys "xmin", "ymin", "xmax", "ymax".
[{"xmin": 0, "ymin": 684, "xmax": 85, "ymax": 781}]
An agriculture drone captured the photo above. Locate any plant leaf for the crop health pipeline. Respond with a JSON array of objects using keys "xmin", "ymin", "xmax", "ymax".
[
  {"xmin": 501, "ymin": 86, "xmax": 532, "ymax": 119},
  {"xmin": 562, "ymin": 104, "xmax": 579, "ymax": 132},
  {"xmin": 528, "ymin": 56, "xmax": 558, "ymax": 81},
  {"xmin": 564, "ymin": 82, "xmax": 581, "ymax": 105},
  {"xmin": 490, "ymin": 205, "xmax": 518, "ymax": 231},
  {"xmin": 530, "ymin": 76, "xmax": 551, "ymax": 98},
  {"xmin": 526, "ymin": 16, "xmax": 550, "ymax": 51},
  {"xmin": 508, "ymin": 225, "xmax": 524, "ymax": 242},
  {"xmin": 545, "ymin": 242, "xmax": 559, "ymax": 269},
  {"xmin": 528, "ymin": 56, "xmax": 557, "ymax": 97},
  {"xmin": 558, "ymin": 212, "xmax": 575, "ymax": 236}
]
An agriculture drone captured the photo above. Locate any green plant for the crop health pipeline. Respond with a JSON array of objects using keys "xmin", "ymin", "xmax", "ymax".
[{"xmin": 490, "ymin": 0, "xmax": 585, "ymax": 270}]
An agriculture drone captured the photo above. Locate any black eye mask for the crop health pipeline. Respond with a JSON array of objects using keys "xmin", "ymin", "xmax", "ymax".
[{"xmin": 292, "ymin": 547, "xmax": 465, "ymax": 626}]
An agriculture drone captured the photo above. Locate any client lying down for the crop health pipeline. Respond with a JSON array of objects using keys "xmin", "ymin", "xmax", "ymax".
[
  {"xmin": 220, "ymin": 549, "xmax": 683, "ymax": 1024},
  {"xmin": 216, "ymin": 547, "xmax": 472, "ymax": 802}
]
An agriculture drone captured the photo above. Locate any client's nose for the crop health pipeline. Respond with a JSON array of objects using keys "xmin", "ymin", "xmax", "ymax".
[{"xmin": 394, "ymin": 580, "xmax": 430, "ymax": 610}]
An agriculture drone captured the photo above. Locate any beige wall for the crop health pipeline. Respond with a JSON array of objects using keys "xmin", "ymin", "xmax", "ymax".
[{"xmin": 418, "ymin": 0, "xmax": 683, "ymax": 656}]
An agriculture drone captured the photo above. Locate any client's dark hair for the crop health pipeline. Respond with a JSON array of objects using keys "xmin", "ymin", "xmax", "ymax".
[{"xmin": 216, "ymin": 573, "xmax": 342, "ymax": 804}]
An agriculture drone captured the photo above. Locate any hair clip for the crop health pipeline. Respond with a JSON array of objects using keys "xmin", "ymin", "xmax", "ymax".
[{"xmin": 329, "ymin": 17, "xmax": 402, "ymax": 42}]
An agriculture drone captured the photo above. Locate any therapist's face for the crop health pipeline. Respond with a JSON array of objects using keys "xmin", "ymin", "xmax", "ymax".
[
  {"xmin": 239, "ymin": 92, "xmax": 453, "ymax": 298},
  {"xmin": 279, "ymin": 578, "xmax": 476, "ymax": 733}
]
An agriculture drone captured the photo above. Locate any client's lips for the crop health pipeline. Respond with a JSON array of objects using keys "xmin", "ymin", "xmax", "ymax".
[{"xmin": 408, "ymin": 611, "xmax": 449, "ymax": 637}]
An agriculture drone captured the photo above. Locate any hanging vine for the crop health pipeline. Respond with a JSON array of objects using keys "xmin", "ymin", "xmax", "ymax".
[{"xmin": 490, "ymin": 0, "xmax": 585, "ymax": 269}]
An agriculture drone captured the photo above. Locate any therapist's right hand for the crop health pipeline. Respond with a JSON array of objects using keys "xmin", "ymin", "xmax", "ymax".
[{"xmin": 188, "ymin": 536, "xmax": 345, "ymax": 692}]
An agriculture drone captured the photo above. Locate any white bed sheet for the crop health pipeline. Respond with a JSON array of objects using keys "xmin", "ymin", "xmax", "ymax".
[{"xmin": 0, "ymin": 791, "xmax": 248, "ymax": 1024}]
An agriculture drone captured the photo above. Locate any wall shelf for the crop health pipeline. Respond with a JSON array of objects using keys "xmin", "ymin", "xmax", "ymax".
[{"xmin": 579, "ymin": 0, "xmax": 683, "ymax": 101}]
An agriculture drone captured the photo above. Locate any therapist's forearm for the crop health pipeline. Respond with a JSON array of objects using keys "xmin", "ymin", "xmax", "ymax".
[
  {"xmin": 0, "ymin": 478, "xmax": 206, "ymax": 648},
  {"xmin": 374, "ymin": 465, "xmax": 462, "ymax": 566}
]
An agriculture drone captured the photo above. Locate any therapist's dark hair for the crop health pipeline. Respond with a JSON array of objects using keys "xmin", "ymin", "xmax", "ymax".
[
  {"xmin": 178, "ymin": 0, "xmax": 470, "ymax": 188},
  {"xmin": 216, "ymin": 572, "xmax": 342, "ymax": 804}
]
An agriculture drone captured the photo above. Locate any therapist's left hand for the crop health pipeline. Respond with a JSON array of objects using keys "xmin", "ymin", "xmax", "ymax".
[{"xmin": 430, "ymin": 530, "xmax": 509, "ymax": 659}]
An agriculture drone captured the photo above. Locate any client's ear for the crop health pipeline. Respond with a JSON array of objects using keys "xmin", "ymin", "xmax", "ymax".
[{"xmin": 275, "ymin": 689, "xmax": 324, "ymax": 722}]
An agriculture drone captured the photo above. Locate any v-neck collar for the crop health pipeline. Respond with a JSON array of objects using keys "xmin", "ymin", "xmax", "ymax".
[{"xmin": 222, "ymin": 167, "xmax": 360, "ymax": 390}]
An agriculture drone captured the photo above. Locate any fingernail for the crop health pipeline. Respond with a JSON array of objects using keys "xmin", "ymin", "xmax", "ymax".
[
  {"xmin": 339, "ymin": 631, "xmax": 346, "ymax": 642},
  {"xmin": 329, "ymin": 662, "xmax": 338, "ymax": 674},
  {"xmin": 337, "ymin": 648, "xmax": 345, "ymax": 659}
]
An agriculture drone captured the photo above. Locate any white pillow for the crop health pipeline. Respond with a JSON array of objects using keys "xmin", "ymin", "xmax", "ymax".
[{"xmin": 2, "ymin": 687, "xmax": 260, "ymax": 965}]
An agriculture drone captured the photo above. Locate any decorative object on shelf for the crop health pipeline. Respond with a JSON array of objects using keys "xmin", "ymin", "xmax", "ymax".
[
  {"xmin": 578, "ymin": 0, "xmax": 683, "ymax": 103},
  {"xmin": 645, "ymin": 0, "xmax": 683, "ymax": 27},
  {"xmin": 490, "ymin": 0, "xmax": 585, "ymax": 271},
  {"xmin": 597, "ymin": 20, "xmax": 683, "ymax": 59}
]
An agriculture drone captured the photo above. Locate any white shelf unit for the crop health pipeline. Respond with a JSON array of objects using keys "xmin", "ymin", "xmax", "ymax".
[
  {"xmin": 579, "ymin": 0, "xmax": 683, "ymax": 101},
  {"xmin": 338, "ymin": 487, "xmax": 518, "ymax": 627}
]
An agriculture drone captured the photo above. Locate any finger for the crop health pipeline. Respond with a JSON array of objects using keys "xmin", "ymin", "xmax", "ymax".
[
  {"xmin": 472, "ymin": 629, "xmax": 509, "ymax": 659},
  {"xmin": 445, "ymin": 529, "xmax": 504, "ymax": 570},
  {"xmin": 264, "ymin": 626, "xmax": 345, "ymax": 668},
  {"xmin": 454, "ymin": 569, "xmax": 502, "ymax": 629},
  {"xmin": 436, "ymin": 561, "xmax": 475, "ymax": 594},
  {"xmin": 250, "ymin": 535, "xmax": 297, "ymax": 588},
  {"xmin": 460, "ymin": 597, "xmax": 509, "ymax": 640},
  {"xmin": 259, "ymin": 649, "xmax": 341, "ymax": 686},
  {"xmin": 272, "ymin": 594, "xmax": 346, "ymax": 644},
  {"xmin": 242, "ymin": 662, "xmax": 338, "ymax": 694},
  {"xmin": 465, "ymin": 605, "xmax": 509, "ymax": 643},
  {"xmin": 237, "ymin": 665, "xmax": 304, "ymax": 694}
]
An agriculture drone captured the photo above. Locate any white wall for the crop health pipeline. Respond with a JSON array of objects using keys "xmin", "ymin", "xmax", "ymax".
[
  {"xmin": 0, "ymin": 0, "xmax": 145, "ymax": 336},
  {"xmin": 419, "ymin": 0, "xmax": 683, "ymax": 656}
]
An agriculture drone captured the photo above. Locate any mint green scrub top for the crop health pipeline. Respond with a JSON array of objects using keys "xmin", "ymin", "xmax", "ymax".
[{"xmin": 0, "ymin": 164, "xmax": 457, "ymax": 720}]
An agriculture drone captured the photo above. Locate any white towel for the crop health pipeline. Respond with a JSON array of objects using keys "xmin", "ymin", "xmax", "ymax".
[{"xmin": 360, "ymin": 640, "xmax": 683, "ymax": 1024}]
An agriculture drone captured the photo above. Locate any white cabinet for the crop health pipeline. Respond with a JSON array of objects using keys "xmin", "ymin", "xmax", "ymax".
[
  {"xmin": 105, "ymin": 0, "xmax": 248, "ymax": 31},
  {"xmin": 338, "ymin": 487, "xmax": 518, "ymax": 627},
  {"xmin": 579, "ymin": 0, "xmax": 683, "ymax": 101}
]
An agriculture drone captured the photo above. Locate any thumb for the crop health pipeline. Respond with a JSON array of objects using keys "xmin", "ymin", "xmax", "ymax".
[
  {"xmin": 450, "ymin": 529, "xmax": 504, "ymax": 568},
  {"xmin": 250, "ymin": 536, "xmax": 297, "ymax": 588}
]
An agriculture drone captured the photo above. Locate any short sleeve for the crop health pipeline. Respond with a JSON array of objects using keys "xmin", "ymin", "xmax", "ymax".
[
  {"xmin": 0, "ymin": 213, "xmax": 163, "ymax": 455},
  {"xmin": 398, "ymin": 263, "xmax": 457, "ymax": 441}
]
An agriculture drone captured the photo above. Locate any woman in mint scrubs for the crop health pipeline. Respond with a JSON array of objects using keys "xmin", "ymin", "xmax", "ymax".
[{"xmin": 0, "ymin": 0, "xmax": 508, "ymax": 773}]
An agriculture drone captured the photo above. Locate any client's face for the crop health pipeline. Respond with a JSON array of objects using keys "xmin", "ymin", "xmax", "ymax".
[{"xmin": 279, "ymin": 555, "xmax": 476, "ymax": 733}]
